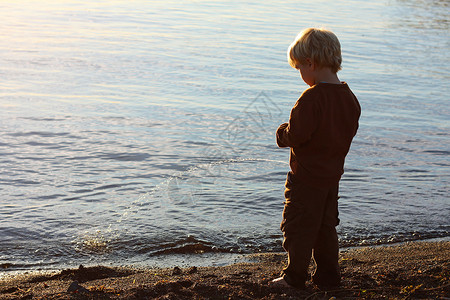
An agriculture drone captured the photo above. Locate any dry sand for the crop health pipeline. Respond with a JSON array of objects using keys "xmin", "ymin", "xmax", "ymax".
[{"xmin": 1, "ymin": 241, "xmax": 449, "ymax": 299}]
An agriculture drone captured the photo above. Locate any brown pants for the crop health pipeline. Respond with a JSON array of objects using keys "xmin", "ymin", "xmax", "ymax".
[{"xmin": 280, "ymin": 172, "xmax": 341, "ymax": 288}]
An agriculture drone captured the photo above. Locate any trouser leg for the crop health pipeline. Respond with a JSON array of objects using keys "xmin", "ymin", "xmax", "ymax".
[
  {"xmin": 280, "ymin": 175, "xmax": 331, "ymax": 288},
  {"xmin": 312, "ymin": 186, "xmax": 341, "ymax": 286}
]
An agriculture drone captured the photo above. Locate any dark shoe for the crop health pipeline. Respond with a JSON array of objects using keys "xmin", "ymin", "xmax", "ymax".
[
  {"xmin": 282, "ymin": 273, "xmax": 306, "ymax": 290},
  {"xmin": 269, "ymin": 277, "xmax": 292, "ymax": 288}
]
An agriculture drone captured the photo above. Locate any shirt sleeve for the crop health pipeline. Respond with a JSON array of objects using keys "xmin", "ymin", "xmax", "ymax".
[{"xmin": 276, "ymin": 97, "xmax": 318, "ymax": 148}]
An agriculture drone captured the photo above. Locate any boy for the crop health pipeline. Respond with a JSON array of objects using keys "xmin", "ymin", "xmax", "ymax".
[{"xmin": 272, "ymin": 28, "xmax": 361, "ymax": 289}]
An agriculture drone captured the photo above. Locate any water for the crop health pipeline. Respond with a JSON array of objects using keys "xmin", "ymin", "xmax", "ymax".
[{"xmin": 1, "ymin": 0, "xmax": 449, "ymax": 272}]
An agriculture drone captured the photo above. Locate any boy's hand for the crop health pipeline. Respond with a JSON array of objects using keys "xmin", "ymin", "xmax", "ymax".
[
  {"xmin": 278, "ymin": 123, "xmax": 288, "ymax": 130},
  {"xmin": 276, "ymin": 123, "xmax": 289, "ymax": 148}
]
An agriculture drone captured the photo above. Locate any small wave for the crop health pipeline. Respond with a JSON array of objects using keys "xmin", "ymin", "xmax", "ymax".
[
  {"xmin": 61, "ymin": 191, "xmax": 106, "ymax": 202},
  {"xmin": 151, "ymin": 236, "xmax": 222, "ymax": 255},
  {"xmin": 339, "ymin": 230, "xmax": 450, "ymax": 248},
  {"xmin": 183, "ymin": 140, "xmax": 214, "ymax": 147},
  {"xmin": 19, "ymin": 117, "xmax": 67, "ymax": 122},
  {"xmin": 98, "ymin": 152, "xmax": 151, "ymax": 162},
  {"xmin": 0, "ymin": 262, "xmax": 57, "ymax": 272},
  {"xmin": 93, "ymin": 183, "xmax": 127, "ymax": 191},
  {"xmin": 24, "ymin": 141, "xmax": 56, "ymax": 147},
  {"xmin": 398, "ymin": 169, "xmax": 430, "ymax": 173},
  {"xmin": 8, "ymin": 131, "xmax": 70, "ymax": 138},
  {"xmin": 422, "ymin": 150, "xmax": 450, "ymax": 156},
  {"xmin": 0, "ymin": 178, "xmax": 40, "ymax": 185},
  {"xmin": 31, "ymin": 194, "xmax": 65, "ymax": 201}
]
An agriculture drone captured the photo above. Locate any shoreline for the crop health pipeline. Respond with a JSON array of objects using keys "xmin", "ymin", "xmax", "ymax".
[
  {"xmin": 1, "ymin": 241, "xmax": 449, "ymax": 299},
  {"xmin": 2, "ymin": 236, "xmax": 449, "ymax": 277}
]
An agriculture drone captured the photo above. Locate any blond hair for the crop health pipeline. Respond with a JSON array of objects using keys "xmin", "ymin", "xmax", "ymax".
[{"xmin": 287, "ymin": 28, "xmax": 342, "ymax": 73}]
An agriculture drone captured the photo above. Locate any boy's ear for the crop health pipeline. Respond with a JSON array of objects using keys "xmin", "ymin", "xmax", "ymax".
[{"xmin": 305, "ymin": 58, "xmax": 315, "ymax": 70}]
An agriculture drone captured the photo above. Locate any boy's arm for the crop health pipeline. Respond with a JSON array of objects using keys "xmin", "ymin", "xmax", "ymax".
[{"xmin": 276, "ymin": 100, "xmax": 318, "ymax": 148}]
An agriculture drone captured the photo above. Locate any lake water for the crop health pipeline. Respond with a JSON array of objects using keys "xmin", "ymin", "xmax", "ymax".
[{"xmin": 1, "ymin": 0, "xmax": 449, "ymax": 272}]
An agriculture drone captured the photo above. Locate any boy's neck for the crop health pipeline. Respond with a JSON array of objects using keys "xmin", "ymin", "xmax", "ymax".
[{"xmin": 313, "ymin": 68, "xmax": 341, "ymax": 85}]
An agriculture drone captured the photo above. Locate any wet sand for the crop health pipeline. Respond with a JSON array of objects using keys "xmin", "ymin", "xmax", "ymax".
[{"xmin": 1, "ymin": 241, "xmax": 449, "ymax": 299}]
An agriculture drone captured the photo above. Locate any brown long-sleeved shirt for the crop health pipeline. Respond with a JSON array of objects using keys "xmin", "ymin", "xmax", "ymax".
[{"xmin": 276, "ymin": 82, "xmax": 361, "ymax": 187}]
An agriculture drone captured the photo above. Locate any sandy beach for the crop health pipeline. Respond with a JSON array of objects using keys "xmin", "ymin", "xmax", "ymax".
[{"xmin": 1, "ymin": 241, "xmax": 449, "ymax": 299}]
